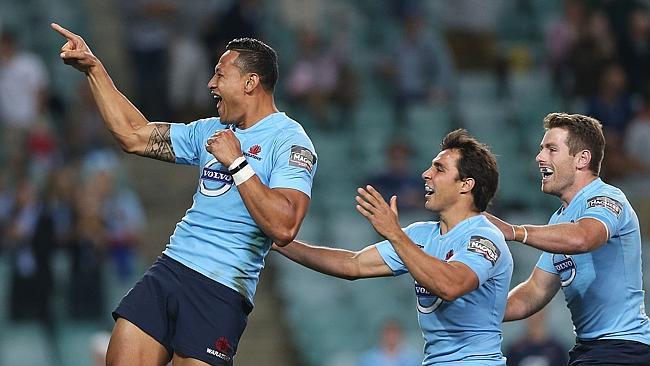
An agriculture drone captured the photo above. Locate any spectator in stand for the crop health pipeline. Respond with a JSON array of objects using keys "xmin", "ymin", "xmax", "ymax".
[
  {"xmin": 285, "ymin": 28, "xmax": 357, "ymax": 130},
  {"xmin": 586, "ymin": 63, "xmax": 636, "ymax": 180},
  {"xmin": 366, "ymin": 139, "xmax": 424, "ymax": 213},
  {"xmin": 505, "ymin": 310, "xmax": 568, "ymax": 366},
  {"xmin": 357, "ymin": 320, "xmax": 420, "ymax": 366},
  {"xmin": 568, "ymin": 11, "xmax": 617, "ymax": 102},
  {"xmin": 0, "ymin": 29, "xmax": 49, "ymax": 174},
  {"xmin": 379, "ymin": 11, "xmax": 456, "ymax": 127},
  {"xmin": 544, "ymin": 0, "xmax": 587, "ymax": 98},
  {"xmin": 618, "ymin": 8, "xmax": 650, "ymax": 96}
]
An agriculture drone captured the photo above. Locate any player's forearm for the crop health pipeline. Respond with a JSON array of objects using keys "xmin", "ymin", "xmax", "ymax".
[
  {"xmin": 236, "ymin": 177, "xmax": 305, "ymax": 245},
  {"xmin": 274, "ymin": 240, "xmax": 361, "ymax": 280},
  {"xmin": 515, "ymin": 223, "xmax": 597, "ymax": 254},
  {"xmin": 389, "ymin": 233, "xmax": 467, "ymax": 301},
  {"xmin": 86, "ymin": 63, "xmax": 150, "ymax": 152}
]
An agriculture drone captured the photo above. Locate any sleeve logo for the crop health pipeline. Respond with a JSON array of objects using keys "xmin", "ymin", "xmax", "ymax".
[
  {"xmin": 586, "ymin": 196, "xmax": 622, "ymax": 217},
  {"xmin": 289, "ymin": 145, "xmax": 316, "ymax": 172},
  {"xmin": 467, "ymin": 236, "xmax": 500, "ymax": 266}
]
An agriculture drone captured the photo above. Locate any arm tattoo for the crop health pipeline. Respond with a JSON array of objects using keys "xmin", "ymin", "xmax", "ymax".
[{"xmin": 143, "ymin": 124, "xmax": 175, "ymax": 162}]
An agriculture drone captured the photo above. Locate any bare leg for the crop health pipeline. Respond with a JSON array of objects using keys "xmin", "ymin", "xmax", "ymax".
[{"xmin": 106, "ymin": 318, "xmax": 170, "ymax": 366}]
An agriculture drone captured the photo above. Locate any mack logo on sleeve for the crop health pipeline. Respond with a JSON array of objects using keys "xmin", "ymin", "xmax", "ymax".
[
  {"xmin": 467, "ymin": 236, "xmax": 500, "ymax": 266},
  {"xmin": 289, "ymin": 145, "xmax": 316, "ymax": 172},
  {"xmin": 587, "ymin": 196, "xmax": 622, "ymax": 217}
]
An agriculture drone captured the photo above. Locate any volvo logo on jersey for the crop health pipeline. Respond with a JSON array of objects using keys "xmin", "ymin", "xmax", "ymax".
[
  {"xmin": 553, "ymin": 254, "xmax": 577, "ymax": 287},
  {"xmin": 415, "ymin": 280, "xmax": 444, "ymax": 314},
  {"xmin": 199, "ymin": 158, "xmax": 233, "ymax": 197}
]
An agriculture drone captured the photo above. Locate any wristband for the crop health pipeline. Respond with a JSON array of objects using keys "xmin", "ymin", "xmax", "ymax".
[
  {"xmin": 232, "ymin": 164, "xmax": 255, "ymax": 186},
  {"xmin": 228, "ymin": 156, "xmax": 247, "ymax": 173},
  {"xmin": 514, "ymin": 225, "xmax": 529, "ymax": 244}
]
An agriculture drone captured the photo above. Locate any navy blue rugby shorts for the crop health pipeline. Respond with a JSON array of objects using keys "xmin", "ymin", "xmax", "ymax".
[
  {"xmin": 568, "ymin": 338, "xmax": 650, "ymax": 366},
  {"xmin": 112, "ymin": 254, "xmax": 253, "ymax": 365}
]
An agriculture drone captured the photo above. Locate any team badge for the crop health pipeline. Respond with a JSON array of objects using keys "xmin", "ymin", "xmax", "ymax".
[{"xmin": 467, "ymin": 236, "xmax": 500, "ymax": 266}]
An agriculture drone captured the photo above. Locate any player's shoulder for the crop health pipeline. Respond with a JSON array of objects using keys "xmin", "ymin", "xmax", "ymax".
[
  {"xmin": 582, "ymin": 180, "xmax": 629, "ymax": 215},
  {"xmin": 468, "ymin": 217, "xmax": 508, "ymax": 248},
  {"xmin": 404, "ymin": 221, "xmax": 439, "ymax": 235},
  {"xmin": 275, "ymin": 114, "xmax": 312, "ymax": 139}
]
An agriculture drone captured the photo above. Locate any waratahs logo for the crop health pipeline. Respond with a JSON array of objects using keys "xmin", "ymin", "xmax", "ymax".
[
  {"xmin": 553, "ymin": 254, "xmax": 577, "ymax": 287},
  {"xmin": 199, "ymin": 158, "xmax": 233, "ymax": 197},
  {"xmin": 415, "ymin": 281, "xmax": 443, "ymax": 313}
]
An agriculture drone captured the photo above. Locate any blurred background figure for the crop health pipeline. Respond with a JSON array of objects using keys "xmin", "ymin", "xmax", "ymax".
[
  {"xmin": 357, "ymin": 320, "xmax": 420, "ymax": 366},
  {"xmin": 365, "ymin": 138, "xmax": 424, "ymax": 213},
  {"xmin": 0, "ymin": 29, "xmax": 50, "ymax": 178},
  {"xmin": 505, "ymin": 311, "xmax": 568, "ymax": 366}
]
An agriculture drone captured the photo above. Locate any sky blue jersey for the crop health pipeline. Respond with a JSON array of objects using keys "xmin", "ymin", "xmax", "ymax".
[
  {"xmin": 376, "ymin": 215, "xmax": 513, "ymax": 365},
  {"xmin": 536, "ymin": 178, "xmax": 650, "ymax": 344},
  {"xmin": 162, "ymin": 113, "xmax": 317, "ymax": 304}
]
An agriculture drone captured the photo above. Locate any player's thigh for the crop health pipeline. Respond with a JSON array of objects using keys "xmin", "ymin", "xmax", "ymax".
[
  {"xmin": 106, "ymin": 317, "xmax": 170, "ymax": 366},
  {"xmin": 172, "ymin": 352, "xmax": 212, "ymax": 366}
]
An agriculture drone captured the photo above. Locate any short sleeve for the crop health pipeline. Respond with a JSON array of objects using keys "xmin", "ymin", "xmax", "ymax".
[
  {"xmin": 535, "ymin": 251, "xmax": 557, "ymax": 274},
  {"xmin": 171, "ymin": 119, "xmax": 213, "ymax": 165},
  {"xmin": 268, "ymin": 132, "xmax": 317, "ymax": 197},
  {"xmin": 581, "ymin": 195, "xmax": 623, "ymax": 239},
  {"xmin": 374, "ymin": 223, "xmax": 423, "ymax": 276},
  {"xmin": 450, "ymin": 230, "xmax": 503, "ymax": 285},
  {"xmin": 375, "ymin": 240, "xmax": 408, "ymax": 275}
]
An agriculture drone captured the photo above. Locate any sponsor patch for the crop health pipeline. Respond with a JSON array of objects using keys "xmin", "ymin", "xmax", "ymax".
[
  {"xmin": 467, "ymin": 236, "xmax": 500, "ymax": 266},
  {"xmin": 587, "ymin": 196, "xmax": 622, "ymax": 217},
  {"xmin": 288, "ymin": 145, "xmax": 316, "ymax": 172}
]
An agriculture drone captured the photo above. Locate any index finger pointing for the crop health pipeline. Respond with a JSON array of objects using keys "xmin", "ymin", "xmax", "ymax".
[{"xmin": 51, "ymin": 23, "xmax": 79, "ymax": 41}]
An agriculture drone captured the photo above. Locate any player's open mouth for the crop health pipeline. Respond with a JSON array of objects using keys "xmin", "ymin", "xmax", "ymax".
[
  {"xmin": 424, "ymin": 184, "xmax": 435, "ymax": 196},
  {"xmin": 213, "ymin": 94, "xmax": 222, "ymax": 108},
  {"xmin": 540, "ymin": 167, "xmax": 554, "ymax": 181}
]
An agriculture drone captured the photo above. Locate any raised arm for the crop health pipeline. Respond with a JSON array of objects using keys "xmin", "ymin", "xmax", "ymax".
[
  {"xmin": 356, "ymin": 186, "xmax": 479, "ymax": 302},
  {"xmin": 484, "ymin": 212, "xmax": 608, "ymax": 254},
  {"xmin": 272, "ymin": 241, "xmax": 393, "ymax": 280},
  {"xmin": 505, "ymin": 267, "xmax": 560, "ymax": 321},
  {"xmin": 51, "ymin": 23, "xmax": 175, "ymax": 162}
]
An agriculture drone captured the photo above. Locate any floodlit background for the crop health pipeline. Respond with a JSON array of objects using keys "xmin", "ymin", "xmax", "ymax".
[{"xmin": 1, "ymin": 0, "xmax": 649, "ymax": 365}]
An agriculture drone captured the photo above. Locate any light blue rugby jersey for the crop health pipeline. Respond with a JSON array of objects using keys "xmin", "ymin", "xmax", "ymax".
[
  {"xmin": 536, "ymin": 178, "xmax": 650, "ymax": 344},
  {"xmin": 376, "ymin": 215, "xmax": 513, "ymax": 365},
  {"xmin": 163, "ymin": 112, "xmax": 317, "ymax": 304}
]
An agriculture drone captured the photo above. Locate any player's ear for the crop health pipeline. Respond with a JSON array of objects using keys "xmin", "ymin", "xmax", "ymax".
[
  {"xmin": 244, "ymin": 73, "xmax": 260, "ymax": 93},
  {"xmin": 576, "ymin": 149, "xmax": 591, "ymax": 170},
  {"xmin": 460, "ymin": 177, "xmax": 475, "ymax": 194}
]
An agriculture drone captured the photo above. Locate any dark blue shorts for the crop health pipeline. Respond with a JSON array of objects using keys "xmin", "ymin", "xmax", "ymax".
[
  {"xmin": 568, "ymin": 339, "xmax": 650, "ymax": 366},
  {"xmin": 112, "ymin": 255, "xmax": 253, "ymax": 365}
]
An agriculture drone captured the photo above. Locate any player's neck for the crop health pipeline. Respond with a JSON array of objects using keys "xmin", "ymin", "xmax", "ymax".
[
  {"xmin": 439, "ymin": 205, "xmax": 480, "ymax": 235},
  {"xmin": 560, "ymin": 174, "xmax": 599, "ymax": 207},
  {"xmin": 237, "ymin": 95, "xmax": 279, "ymax": 130}
]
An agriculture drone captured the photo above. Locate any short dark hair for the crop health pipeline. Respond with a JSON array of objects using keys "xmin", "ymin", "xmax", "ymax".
[
  {"xmin": 543, "ymin": 112, "xmax": 605, "ymax": 175},
  {"xmin": 226, "ymin": 38, "xmax": 278, "ymax": 92},
  {"xmin": 440, "ymin": 129, "xmax": 499, "ymax": 212}
]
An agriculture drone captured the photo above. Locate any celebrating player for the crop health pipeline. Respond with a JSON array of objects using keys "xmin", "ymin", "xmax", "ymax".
[
  {"xmin": 274, "ymin": 129, "xmax": 513, "ymax": 365},
  {"xmin": 486, "ymin": 112, "xmax": 650, "ymax": 365},
  {"xmin": 52, "ymin": 23, "xmax": 317, "ymax": 366}
]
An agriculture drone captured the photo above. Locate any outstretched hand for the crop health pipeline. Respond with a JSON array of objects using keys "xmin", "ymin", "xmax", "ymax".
[
  {"xmin": 356, "ymin": 185, "xmax": 403, "ymax": 241},
  {"xmin": 51, "ymin": 23, "xmax": 98, "ymax": 73}
]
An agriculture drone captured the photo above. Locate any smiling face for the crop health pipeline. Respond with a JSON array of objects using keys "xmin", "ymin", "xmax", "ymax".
[
  {"xmin": 536, "ymin": 127, "xmax": 579, "ymax": 198},
  {"xmin": 421, "ymin": 149, "xmax": 465, "ymax": 213},
  {"xmin": 208, "ymin": 50, "xmax": 249, "ymax": 124}
]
